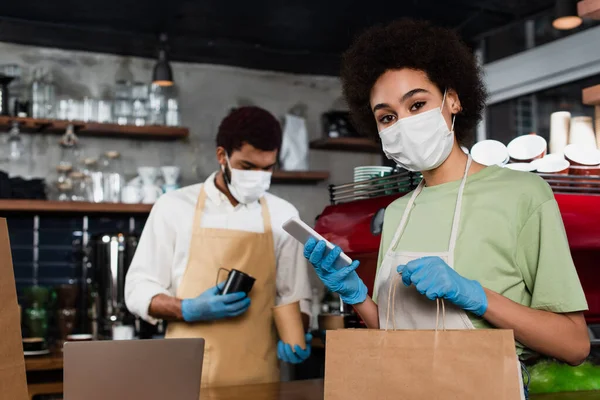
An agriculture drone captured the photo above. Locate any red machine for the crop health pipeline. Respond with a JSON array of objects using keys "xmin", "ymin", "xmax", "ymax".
[{"xmin": 315, "ymin": 173, "xmax": 600, "ymax": 324}]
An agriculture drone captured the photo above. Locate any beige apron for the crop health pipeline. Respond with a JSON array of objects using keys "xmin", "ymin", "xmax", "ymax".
[
  {"xmin": 375, "ymin": 155, "xmax": 474, "ymax": 329},
  {"xmin": 165, "ymin": 186, "xmax": 279, "ymax": 388}
]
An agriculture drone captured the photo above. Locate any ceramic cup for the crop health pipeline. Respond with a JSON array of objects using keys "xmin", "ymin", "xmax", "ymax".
[
  {"xmin": 137, "ymin": 167, "xmax": 159, "ymax": 186},
  {"xmin": 504, "ymin": 163, "xmax": 536, "ymax": 172},
  {"xmin": 564, "ymin": 144, "xmax": 600, "ymax": 167},
  {"xmin": 470, "ymin": 140, "xmax": 509, "ymax": 166},
  {"xmin": 122, "ymin": 185, "xmax": 142, "ymax": 204},
  {"xmin": 141, "ymin": 184, "xmax": 163, "ymax": 204},
  {"xmin": 22, "ymin": 337, "xmax": 47, "ymax": 352},
  {"xmin": 536, "ymin": 156, "xmax": 570, "ymax": 188},
  {"xmin": 507, "ymin": 134, "xmax": 547, "ymax": 163},
  {"xmin": 160, "ymin": 166, "xmax": 180, "ymax": 186},
  {"xmin": 162, "ymin": 184, "xmax": 179, "ymax": 193},
  {"xmin": 112, "ymin": 325, "xmax": 135, "ymax": 340},
  {"xmin": 530, "ymin": 154, "xmax": 565, "ymax": 171},
  {"xmin": 66, "ymin": 333, "xmax": 93, "ymax": 342},
  {"xmin": 216, "ymin": 268, "xmax": 255, "ymax": 295}
]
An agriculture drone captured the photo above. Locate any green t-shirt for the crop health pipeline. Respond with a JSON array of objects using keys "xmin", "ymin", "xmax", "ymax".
[{"xmin": 373, "ymin": 165, "xmax": 588, "ymax": 357}]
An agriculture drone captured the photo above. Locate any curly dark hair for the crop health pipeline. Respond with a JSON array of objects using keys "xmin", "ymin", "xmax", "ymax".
[
  {"xmin": 216, "ymin": 106, "xmax": 282, "ymax": 154},
  {"xmin": 341, "ymin": 19, "xmax": 486, "ymax": 147}
]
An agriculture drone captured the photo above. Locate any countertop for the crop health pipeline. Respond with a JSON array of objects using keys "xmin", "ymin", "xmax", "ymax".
[
  {"xmin": 200, "ymin": 379, "xmax": 323, "ymax": 400},
  {"xmin": 199, "ymin": 380, "xmax": 599, "ymax": 400},
  {"xmin": 23, "ymin": 352, "xmax": 599, "ymax": 399}
]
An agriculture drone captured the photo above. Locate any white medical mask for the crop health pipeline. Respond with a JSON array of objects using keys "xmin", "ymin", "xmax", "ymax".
[
  {"xmin": 222, "ymin": 156, "xmax": 272, "ymax": 204},
  {"xmin": 378, "ymin": 91, "xmax": 455, "ymax": 172}
]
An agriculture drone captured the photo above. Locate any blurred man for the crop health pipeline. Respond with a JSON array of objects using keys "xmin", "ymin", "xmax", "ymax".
[{"xmin": 125, "ymin": 107, "xmax": 313, "ymax": 388}]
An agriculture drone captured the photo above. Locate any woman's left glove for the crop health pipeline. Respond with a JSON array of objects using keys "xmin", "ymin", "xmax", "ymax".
[{"xmin": 397, "ymin": 256, "xmax": 488, "ymax": 316}]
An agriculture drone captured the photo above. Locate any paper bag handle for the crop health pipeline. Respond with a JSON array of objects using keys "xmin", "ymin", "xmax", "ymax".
[{"xmin": 385, "ymin": 274, "xmax": 446, "ymax": 331}]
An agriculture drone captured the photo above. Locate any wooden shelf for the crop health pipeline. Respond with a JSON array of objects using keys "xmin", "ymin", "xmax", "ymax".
[
  {"xmin": 25, "ymin": 352, "xmax": 63, "ymax": 372},
  {"xmin": 0, "ymin": 200, "xmax": 152, "ymax": 214},
  {"xmin": 310, "ymin": 137, "xmax": 381, "ymax": 154},
  {"xmin": 583, "ymin": 85, "xmax": 600, "ymax": 105},
  {"xmin": 578, "ymin": 0, "xmax": 600, "ymax": 19},
  {"xmin": 271, "ymin": 170, "xmax": 329, "ymax": 184},
  {"xmin": 0, "ymin": 116, "xmax": 188, "ymax": 141}
]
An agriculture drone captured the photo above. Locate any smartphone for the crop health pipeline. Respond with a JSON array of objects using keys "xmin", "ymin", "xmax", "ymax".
[{"xmin": 282, "ymin": 216, "xmax": 353, "ymax": 269}]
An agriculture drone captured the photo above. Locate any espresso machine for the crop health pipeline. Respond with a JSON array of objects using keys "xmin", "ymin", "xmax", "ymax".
[{"xmin": 84, "ymin": 232, "xmax": 138, "ymax": 339}]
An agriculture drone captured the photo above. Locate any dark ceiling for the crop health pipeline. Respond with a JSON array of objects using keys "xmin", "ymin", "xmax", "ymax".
[{"xmin": 0, "ymin": 0, "xmax": 555, "ymax": 75}]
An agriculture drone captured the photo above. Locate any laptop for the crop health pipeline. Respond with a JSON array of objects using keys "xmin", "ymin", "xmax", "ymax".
[{"xmin": 64, "ymin": 338, "xmax": 204, "ymax": 400}]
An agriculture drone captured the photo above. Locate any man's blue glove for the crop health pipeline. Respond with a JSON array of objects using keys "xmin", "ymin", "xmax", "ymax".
[
  {"xmin": 277, "ymin": 333, "xmax": 313, "ymax": 364},
  {"xmin": 303, "ymin": 238, "xmax": 367, "ymax": 305},
  {"xmin": 397, "ymin": 256, "xmax": 488, "ymax": 317},
  {"xmin": 181, "ymin": 282, "xmax": 251, "ymax": 322}
]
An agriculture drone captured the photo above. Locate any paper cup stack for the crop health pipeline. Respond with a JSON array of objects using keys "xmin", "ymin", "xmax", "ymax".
[{"xmin": 550, "ymin": 111, "xmax": 570, "ymax": 155}]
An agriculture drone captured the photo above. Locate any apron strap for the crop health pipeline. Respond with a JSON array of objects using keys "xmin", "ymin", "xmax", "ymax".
[
  {"xmin": 447, "ymin": 155, "xmax": 472, "ymax": 266},
  {"xmin": 259, "ymin": 197, "xmax": 272, "ymax": 234},
  {"xmin": 259, "ymin": 196, "xmax": 275, "ymax": 252},
  {"xmin": 193, "ymin": 186, "xmax": 209, "ymax": 235},
  {"xmin": 386, "ymin": 155, "xmax": 472, "ymax": 261},
  {"xmin": 385, "ymin": 180, "xmax": 425, "ymax": 256}
]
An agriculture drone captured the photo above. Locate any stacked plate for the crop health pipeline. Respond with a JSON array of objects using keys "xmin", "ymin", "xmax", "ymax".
[
  {"xmin": 354, "ymin": 166, "xmax": 393, "ymax": 199},
  {"xmin": 354, "ymin": 166, "xmax": 393, "ymax": 182}
]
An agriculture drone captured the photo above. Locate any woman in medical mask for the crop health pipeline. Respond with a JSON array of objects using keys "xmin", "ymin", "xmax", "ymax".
[{"xmin": 304, "ymin": 19, "xmax": 590, "ymax": 367}]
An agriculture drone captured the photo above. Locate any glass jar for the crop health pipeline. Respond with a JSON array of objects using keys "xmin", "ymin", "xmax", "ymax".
[
  {"xmin": 97, "ymin": 100, "xmax": 113, "ymax": 124},
  {"xmin": 56, "ymin": 164, "xmax": 72, "ymax": 185},
  {"xmin": 69, "ymin": 171, "xmax": 88, "ymax": 201},
  {"xmin": 132, "ymin": 82, "xmax": 148, "ymax": 127},
  {"xmin": 31, "ymin": 68, "xmax": 45, "ymax": 119},
  {"xmin": 82, "ymin": 157, "xmax": 104, "ymax": 203},
  {"xmin": 166, "ymin": 98, "xmax": 180, "ymax": 127},
  {"xmin": 57, "ymin": 182, "xmax": 73, "ymax": 202},
  {"xmin": 31, "ymin": 67, "xmax": 56, "ymax": 119},
  {"xmin": 113, "ymin": 80, "xmax": 132, "ymax": 126},
  {"xmin": 82, "ymin": 97, "xmax": 99, "ymax": 122},
  {"xmin": 23, "ymin": 286, "xmax": 50, "ymax": 339},
  {"xmin": 59, "ymin": 124, "xmax": 81, "ymax": 170},
  {"xmin": 6, "ymin": 121, "xmax": 31, "ymax": 178},
  {"xmin": 148, "ymin": 84, "xmax": 166, "ymax": 125},
  {"xmin": 43, "ymin": 69, "xmax": 57, "ymax": 118},
  {"xmin": 100, "ymin": 151, "xmax": 123, "ymax": 203}
]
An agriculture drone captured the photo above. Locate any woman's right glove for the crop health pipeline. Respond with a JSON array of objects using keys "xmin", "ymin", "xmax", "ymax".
[{"xmin": 303, "ymin": 238, "xmax": 368, "ymax": 305}]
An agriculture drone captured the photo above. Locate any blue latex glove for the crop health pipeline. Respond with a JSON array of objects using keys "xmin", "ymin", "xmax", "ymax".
[
  {"xmin": 303, "ymin": 238, "xmax": 367, "ymax": 305},
  {"xmin": 277, "ymin": 333, "xmax": 313, "ymax": 364},
  {"xmin": 181, "ymin": 282, "xmax": 251, "ymax": 322},
  {"xmin": 397, "ymin": 256, "xmax": 488, "ymax": 317}
]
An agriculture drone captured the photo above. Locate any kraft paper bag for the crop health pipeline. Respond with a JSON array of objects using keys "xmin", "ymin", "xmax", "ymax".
[
  {"xmin": 325, "ymin": 328, "xmax": 522, "ymax": 400},
  {"xmin": 0, "ymin": 219, "xmax": 28, "ymax": 400},
  {"xmin": 324, "ymin": 279, "xmax": 523, "ymax": 400}
]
